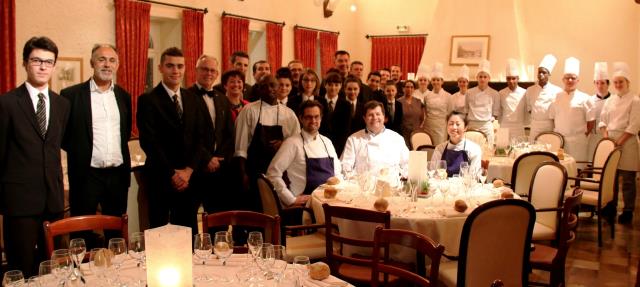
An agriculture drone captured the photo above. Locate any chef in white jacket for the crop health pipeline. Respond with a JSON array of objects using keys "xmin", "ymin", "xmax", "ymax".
[
  {"xmin": 587, "ymin": 62, "xmax": 611, "ymax": 160},
  {"xmin": 548, "ymin": 57, "xmax": 595, "ymax": 165},
  {"xmin": 465, "ymin": 59, "xmax": 500, "ymax": 146},
  {"xmin": 423, "ymin": 62, "xmax": 452, "ymax": 145},
  {"xmin": 598, "ymin": 62, "xmax": 640, "ymax": 224},
  {"xmin": 526, "ymin": 54, "xmax": 563, "ymax": 142},
  {"xmin": 498, "ymin": 59, "xmax": 528, "ymax": 140},
  {"xmin": 450, "ymin": 65, "xmax": 470, "ymax": 114}
]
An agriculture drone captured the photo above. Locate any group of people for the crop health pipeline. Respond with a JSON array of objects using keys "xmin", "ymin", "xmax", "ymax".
[{"xmin": 1, "ymin": 35, "xmax": 638, "ymax": 277}]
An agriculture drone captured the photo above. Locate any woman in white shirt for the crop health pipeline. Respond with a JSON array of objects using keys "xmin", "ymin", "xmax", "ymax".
[
  {"xmin": 412, "ymin": 74, "xmax": 430, "ymax": 102},
  {"xmin": 431, "ymin": 112, "xmax": 482, "ymax": 176},
  {"xmin": 450, "ymin": 65, "xmax": 470, "ymax": 114},
  {"xmin": 423, "ymin": 64, "xmax": 452, "ymax": 145}
]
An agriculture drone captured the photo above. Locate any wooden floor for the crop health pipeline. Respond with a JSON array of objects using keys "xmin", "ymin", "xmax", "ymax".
[{"xmin": 530, "ymin": 181, "xmax": 640, "ymax": 287}]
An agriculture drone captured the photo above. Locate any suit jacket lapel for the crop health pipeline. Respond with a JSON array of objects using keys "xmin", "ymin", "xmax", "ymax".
[
  {"xmin": 46, "ymin": 91, "xmax": 61, "ymax": 141},
  {"xmin": 16, "ymin": 85, "xmax": 43, "ymax": 139}
]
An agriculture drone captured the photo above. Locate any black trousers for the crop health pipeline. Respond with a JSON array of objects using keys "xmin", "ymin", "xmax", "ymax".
[
  {"xmin": 143, "ymin": 169, "xmax": 198, "ymax": 233},
  {"xmin": 3, "ymin": 211, "xmax": 62, "ymax": 277}
]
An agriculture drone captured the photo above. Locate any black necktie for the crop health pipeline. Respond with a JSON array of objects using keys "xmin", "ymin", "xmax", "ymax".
[
  {"xmin": 36, "ymin": 93, "xmax": 47, "ymax": 137},
  {"xmin": 173, "ymin": 95, "xmax": 183, "ymax": 119},
  {"xmin": 328, "ymin": 100, "xmax": 334, "ymax": 113}
]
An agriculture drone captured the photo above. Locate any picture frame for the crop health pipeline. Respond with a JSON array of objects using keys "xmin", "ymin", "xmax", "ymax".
[
  {"xmin": 49, "ymin": 57, "xmax": 84, "ymax": 93},
  {"xmin": 449, "ymin": 35, "xmax": 491, "ymax": 66}
]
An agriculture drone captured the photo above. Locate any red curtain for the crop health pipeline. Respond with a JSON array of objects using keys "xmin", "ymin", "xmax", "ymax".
[
  {"xmin": 182, "ymin": 10, "xmax": 204, "ymax": 87},
  {"xmin": 221, "ymin": 16, "xmax": 249, "ymax": 72},
  {"xmin": 293, "ymin": 27, "xmax": 317, "ymax": 70},
  {"xmin": 115, "ymin": 0, "xmax": 150, "ymax": 136},
  {"xmin": 370, "ymin": 36, "xmax": 426, "ymax": 80},
  {"xmin": 0, "ymin": 0, "xmax": 16, "ymax": 94},
  {"xmin": 319, "ymin": 32, "xmax": 338, "ymax": 76},
  {"xmin": 266, "ymin": 23, "xmax": 283, "ymax": 70}
]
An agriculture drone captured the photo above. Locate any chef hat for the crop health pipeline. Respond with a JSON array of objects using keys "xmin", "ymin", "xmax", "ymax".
[
  {"xmin": 431, "ymin": 62, "xmax": 444, "ymax": 79},
  {"xmin": 564, "ymin": 57, "xmax": 580, "ymax": 76},
  {"xmin": 477, "ymin": 59, "xmax": 491, "ymax": 77},
  {"xmin": 506, "ymin": 58, "xmax": 519, "ymax": 77},
  {"xmin": 611, "ymin": 62, "xmax": 630, "ymax": 80},
  {"xmin": 593, "ymin": 62, "xmax": 608, "ymax": 81},
  {"xmin": 416, "ymin": 64, "xmax": 430, "ymax": 80},
  {"xmin": 458, "ymin": 65, "xmax": 470, "ymax": 80},
  {"xmin": 538, "ymin": 54, "xmax": 557, "ymax": 73}
]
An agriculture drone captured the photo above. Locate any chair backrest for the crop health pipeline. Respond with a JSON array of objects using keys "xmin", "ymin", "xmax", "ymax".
[
  {"xmin": 511, "ymin": 151, "xmax": 558, "ymax": 196},
  {"xmin": 534, "ymin": 131, "xmax": 565, "ymax": 150},
  {"xmin": 411, "ymin": 131, "xmax": 433, "ymax": 150},
  {"xmin": 322, "ymin": 203, "xmax": 391, "ymax": 276},
  {"xmin": 591, "ymin": 138, "xmax": 616, "ymax": 181},
  {"xmin": 257, "ymin": 174, "xmax": 282, "ymax": 217},
  {"xmin": 464, "ymin": 130, "xmax": 487, "ymax": 147},
  {"xmin": 598, "ymin": 148, "xmax": 622, "ymax": 208},
  {"xmin": 371, "ymin": 227, "xmax": 444, "ymax": 287},
  {"xmin": 555, "ymin": 191, "xmax": 583, "ymax": 264},
  {"xmin": 457, "ymin": 199, "xmax": 535, "ymax": 287},
  {"xmin": 202, "ymin": 211, "xmax": 281, "ymax": 252},
  {"xmin": 43, "ymin": 214, "xmax": 129, "ymax": 257},
  {"xmin": 416, "ymin": 144, "xmax": 436, "ymax": 160},
  {"xmin": 528, "ymin": 161, "xmax": 568, "ymax": 240},
  {"xmin": 128, "ymin": 138, "xmax": 146, "ymax": 162}
]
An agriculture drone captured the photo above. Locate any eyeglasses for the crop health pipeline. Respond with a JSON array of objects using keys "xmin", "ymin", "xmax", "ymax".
[
  {"xmin": 198, "ymin": 67, "xmax": 218, "ymax": 74},
  {"xmin": 29, "ymin": 57, "xmax": 55, "ymax": 68}
]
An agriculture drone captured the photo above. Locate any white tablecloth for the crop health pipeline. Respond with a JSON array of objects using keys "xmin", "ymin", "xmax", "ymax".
[{"xmin": 487, "ymin": 153, "xmax": 577, "ymax": 183}]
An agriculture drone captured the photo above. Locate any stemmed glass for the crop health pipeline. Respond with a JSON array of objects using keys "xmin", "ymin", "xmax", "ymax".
[
  {"xmin": 247, "ymin": 231, "xmax": 263, "ymax": 265},
  {"xmin": 51, "ymin": 249, "xmax": 73, "ymax": 286},
  {"xmin": 108, "ymin": 238, "xmax": 127, "ymax": 285},
  {"xmin": 437, "ymin": 160, "xmax": 448, "ymax": 179},
  {"xmin": 478, "ymin": 168, "xmax": 489, "ymax": 185},
  {"xmin": 129, "ymin": 232, "xmax": 146, "ymax": 269},
  {"xmin": 439, "ymin": 180, "xmax": 450, "ymax": 205},
  {"xmin": 2, "ymin": 270, "xmax": 24, "ymax": 287},
  {"xmin": 293, "ymin": 256, "xmax": 310, "ymax": 285},
  {"xmin": 213, "ymin": 231, "xmax": 234, "ymax": 266},
  {"xmin": 257, "ymin": 243, "xmax": 275, "ymax": 277},
  {"xmin": 25, "ymin": 276, "xmax": 41, "ymax": 287},
  {"xmin": 426, "ymin": 161, "xmax": 437, "ymax": 179},
  {"xmin": 194, "ymin": 233, "xmax": 213, "ymax": 282},
  {"xmin": 271, "ymin": 245, "xmax": 288, "ymax": 283},
  {"xmin": 89, "ymin": 248, "xmax": 111, "ymax": 285},
  {"xmin": 69, "ymin": 238, "xmax": 86, "ymax": 278}
]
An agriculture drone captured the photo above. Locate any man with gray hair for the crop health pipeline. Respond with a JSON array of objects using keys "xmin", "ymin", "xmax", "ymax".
[{"xmin": 61, "ymin": 44, "xmax": 132, "ymax": 223}]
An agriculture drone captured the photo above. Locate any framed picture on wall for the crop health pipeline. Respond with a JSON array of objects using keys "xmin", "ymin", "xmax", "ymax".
[
  {"xmin": 449, "ymin": 35, "xmax": 490, "ymax": 66},
  {"xmin": 49, "ymin": 57, "xmax": 84, "ymax": 93}
]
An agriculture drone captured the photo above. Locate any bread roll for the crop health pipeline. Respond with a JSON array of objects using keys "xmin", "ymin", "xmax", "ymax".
[
  {"xmin": 454, "ymin": 200, "xmax": 468, "ymax": 213},
  {"xmin": 493, "ymin": 179, "xmax": 504, "ymax": 188},
  {"xmin": 309, "ymin": 262, "xmax": 330, "ymax": 280},
  {"xmin": 326, "ymin": 176, "xmax": 340, "ymax": 185},
  {"xmin": 374, "ymin": 198, "xmax": 389, "ymax": 212},
  {"xmin": 324, "ymin": 187, "xmax": 338, "ymax": 199},
  {"xmin": 501, "ymin": 190, "xmax": 514, "ymax": 199}
]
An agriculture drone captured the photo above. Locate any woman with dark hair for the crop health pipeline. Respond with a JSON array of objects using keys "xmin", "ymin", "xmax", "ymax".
[
  {"xmin": 288, "ymin": 68, "xmax": 319, "ymax": 110},
  {"xmin": 397, "ymin": 80, "xmax": 425, "ymax": 146},
  {"xmin": 431, "ymin": 112, "xmax": 482, "ymax": 176}
]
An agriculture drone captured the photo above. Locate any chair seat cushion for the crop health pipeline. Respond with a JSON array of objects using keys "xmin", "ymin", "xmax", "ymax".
[
  {"xmin": 286, "ymin": 232, "xmax": 326, "ymax": 260},
  {"xmin": 438, "ymin": 260, "xmax": 458, "ymax": 287},
  {"xmin": 337, "ymin": 262, "xmax": 399, "ymax": 284},
  {"xmin": 530, "ymin": 244, "xmax": 557, "ymax": 267},
  {"xmin": 578, "ymin": 180, "xmax": 599, "ymax": 191},
  {"xmin": 532, "ymin": 222, "xmax": 556, "ymax": 241},
  {"xmin": 579, "ymin": 190, "xmax": 600, "ymax": 207}
]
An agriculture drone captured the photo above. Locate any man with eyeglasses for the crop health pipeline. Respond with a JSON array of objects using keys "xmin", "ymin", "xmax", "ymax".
[
  {"xmin": 549, "ymin": 57, "xmax": 595, "ymax": 166},
  {"xmin": 60, "ymin": 44, "xmax": 132, "ymax": 243},
  {"xmin": 0, "ymin": 36, "xmax": 70, "ymax": 277}
]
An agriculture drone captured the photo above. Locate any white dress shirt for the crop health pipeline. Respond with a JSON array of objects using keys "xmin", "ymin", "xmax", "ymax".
[
  {"xmin": 525, "ymin": 82, "xmax": 563, "ymax": 121},
  {"xmin": 449, "ymin": 91, "xmax": 467, "ymax": 114},
  {"xmin": 341, "ymin": 128, "xmax": 409, "ymax": 176},
  {"xmin": 196, "ymin": 83, "xmax": 216, "ymax": 128},
  {"xmin": 498, "ymin": 86, "xmax": 528, "ymax": 124},
  {"xmin": 266, "ymin": 130, "xmax": 342, "ymax": 206},
  {"xmin": 598, "ymin": 92, "xmax": 640, "ymax": 134},
  {"xmin": 424, "ymin": 89, "xmax": 452, "ymax": 119},
  {"xmin": 302, "ymin": 94, "xmax": 315, "ymax": 102},
  {"xmin": 431, "ymin": 138, "xmax": 482, "ymax": 174},
  {"xmin": 465, "ymin": 86, "xmax": 500, "ymax": 121},
  {"xmin": 234, "ymin": 100, "xmax": 300, "ymax": 159},
  {"xmin": 549, "ymin": 90, "xmax": 595, "ymax": 136},
  {"xmin": 25, "ymin": 81, "xmax": 49, "ymax": 130},
  {"xmin": 162, "ymin": 81, "xmax": 182, "ymax": 110},
  {"xmin": 89, "ymin": 78, "xmax": 123, "ymax": 168},
  {"xmin": 325, "ymin": 95, "xmax": 337, "ymax": 111}
]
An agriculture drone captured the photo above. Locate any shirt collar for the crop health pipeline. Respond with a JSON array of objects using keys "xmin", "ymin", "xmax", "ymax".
[
  {"xmin": 301, "ymin": 130, "xmax": 318, "ymax": 141},
  {"xmin": 90, "ymin": 78, "xmax": 115, "ymax": 93},
  {"xmin": 195, "ymin": 82, "xmax": 214, "ymax": 92},
  {"xmin": 325, "ymin": 95, "xmax": 337, "ymax": 103},
  {"xmin": 596, "ymin": 92, "xmax": 610, "ymax": 100},
  {"xmin": 162, "ymin": 81, "xmax": 181, "ymax": 98},
  {"xmin": 25, "ymin": 81, "xmax": 49, "ymax": 99},
  {"xmin": 365, "ymin": 127, "xmax": 385, "ymax": 136}
]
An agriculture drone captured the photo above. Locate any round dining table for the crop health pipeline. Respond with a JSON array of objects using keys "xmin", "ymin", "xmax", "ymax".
[{"xmin": 486, "ymin": 153, "xmax": 578, "ymax": 183}]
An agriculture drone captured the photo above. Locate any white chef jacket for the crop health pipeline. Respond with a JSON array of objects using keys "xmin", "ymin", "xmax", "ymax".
[
  {"xmin": 341, "ymin": 128, "xmax": 409, "ymax": 176},
  {"xmin": 498, "ymin": 86, "xmax": 528, "ymax": 125},
  {"xmin": 449, "ymin": 91, "xmax": 467, "ymax": 114},
  {"xmin": 599, "ymin": 92, "xmax": 640, "ymax": 171},
  {"xmin": 589, "ymin": 93, "xmax": 609, "ymax": 134},
  {"xmin": 424, "ymin": 89, "xmax": 452, "ymax": 119},
  {"xmin": 548, "ymin": 90, "xmax": 595, "ymax": 137},
  {"xmin": 412, "ymin": 89, "xmax": 429, "ymax": 102},
  {"xmin": 526, "ymin": 82, "xmax": 563, "ymax": 122},
  {"xmin": 465, "ymin": 86, "xmax": 500, "ymax": 121}
]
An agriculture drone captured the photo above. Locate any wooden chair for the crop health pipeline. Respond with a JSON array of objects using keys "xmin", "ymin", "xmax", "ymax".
[
  {"xmin": 371, "ymin": 226, "xmax": 444, "ymax": 287},
  {"xmin": 568, "ymin": 148, "xmax": 622, "ymax": 246},
  {"xmin": 416, "ymin": 144, "xmax": 436, "ymax": 161},
  {"xmin": 438, "ymin": 199, "xmax": 535, "ymax": 287},
  {"xmin": 43, "ymin": 214, "xmax": 129, "ymax": 257},
  {"xmin": 527, "ymin": 161, "xmax": 568, "ymax": 242},
  {"xmin": 257, "ymin": 174, "xmax": 326, "ymax": 260},
  {"xmin": 530, "ymin": 190, "xmax": 583, "ymax": 287},
  {"xmin": 509, "ymin": 151, "xmax": 559, "ymax": 197},
  {"xmin": 323, "ymin": 203, "xmax": 391, "ymax": 285},
  {"xmin": 411, "ymin": 131, "xmax": 433, "ymax": 150},
  {"xmin": 464, "ymin": 129, "xmax": 488, "ymax": 147},
  {"xmin": 574, "ymin": 138, "xmax": 616, "ymax": 191},
  {"xmin": 534, "ymin": 131, "xmax": 565, "ymax": 151},
  {"xmin": 202, "ymin": 211, "xmax": 280, "ymax": 253}
]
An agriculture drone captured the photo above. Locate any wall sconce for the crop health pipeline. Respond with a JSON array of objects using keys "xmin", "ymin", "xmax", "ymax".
[
  {"xmin": 396, "ymin": 25, "xmax": 410, "ymax": 32},
  {"xmin": 145, "ymin": 225, "xmax": 193, "ymax": 287}
]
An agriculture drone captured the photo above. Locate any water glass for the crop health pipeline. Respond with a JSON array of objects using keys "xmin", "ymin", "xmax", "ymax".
[
  {"xmin": 213, "ymin": 231, "xmax": 234, "ymax": 266},
  {"xmin": 25, "ymin": 276, "xmax": 41, "ymax": 287},
  {"xmin": 108, "ymin": 238, "xmax": 127, "ymax": 284},
  {"xmin": 193, "ymin": 233, "xmax": 213, "ymax": 281},
  {"xmin": 51, "ymin": 249, "xmax": 73, "ymax": 286},
  {"xmin": 293, "ymin": 255, "xmax": 310, "ymax": 281},
  {"xmin": 129, "ymin": 232, "xmax": 146, "ymax": 269},
  {"xmin": 271, "ymin": 245, "xmax": 288, "ymax": 282},
  {"xmin": 258, "ymin": 243, "xmax": 275, "ymax": 272},
  {"xmin": 437, "ymin": 160, "xmax": 448, "ymax": 179},
  {"xmin": 69, "ymin": 238, "xmax": 86, "ymax": 275},
  {"xmin": 89, "ymin": 248, "xmax": 111, "ymax": 284},
  {"xmin": 2, "ymin": 270, "xmax": 24, "ymax": 287},
  {"xmin": 247, "ymin": 231, "xmax": 263, "ymax": 263}
]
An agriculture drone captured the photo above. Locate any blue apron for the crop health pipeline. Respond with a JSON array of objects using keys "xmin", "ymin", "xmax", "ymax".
[
  {"xmin": 441, "ymin": 140, "xmax": 470, "ymax": 177},
  {"xmin": 302, "ymin": 134, "xmax": 335, "ymax": 195}
]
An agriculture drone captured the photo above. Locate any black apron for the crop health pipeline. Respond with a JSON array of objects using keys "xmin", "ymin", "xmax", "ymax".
[
  {"xmin": 302, "ymin": 134, "xmax": 335, "ymax": 195},
  {"xmin": 247, "ymin": 101, "xmax": 284, "ymax": 177},
  {"xmin": 441, "ymin": 140, "xmax": 470, "ymax": 177}
]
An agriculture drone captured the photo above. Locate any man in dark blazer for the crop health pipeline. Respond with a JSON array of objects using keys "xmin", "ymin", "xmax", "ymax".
[
  {"xmin": 329, "ymin": 76, "xmax": 365, "ymax": 155},
  {"xmin": 61, "ymin": 44, "xmax": 132, "ymax": 226},
  {"xmin": 137, "ymin": 47, "xmax": 204, "ymax": 229},
  {"xmin": 187, "ymin": 55, "xmax": 235, "ymax": 217},
  {"xmin": 0, "ymin": 37, "xmax": 70, "ymax": 277}
]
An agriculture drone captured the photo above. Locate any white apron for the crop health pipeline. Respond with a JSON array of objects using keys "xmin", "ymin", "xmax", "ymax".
[
  {"xmin": 587, "ymin": 132, "xmax": 603, "ymax": 162},
  {"xmin": 564, "ymin": 134, "xmax": 588, "ymax": 168},
  {"xmin": 468, "ymin": 120, "xmax": 494, "ymax": 147},
  {"xmin": 609, "ymin": 130, "xmax": 640, "ymax": 171},
  {"xmin": 529, "ymin": 120, "xmax": 554, "ymax": 142},
  {"xmin": 424, "ymin": 117, "xmax": 447, "ymax": 146},
  {"xmin": 501, "ymin": 122, "xmax": 525, "ymax": 140}
]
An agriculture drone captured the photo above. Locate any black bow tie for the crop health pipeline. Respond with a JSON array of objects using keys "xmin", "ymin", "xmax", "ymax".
[{"xmin": 200, "ymin": 88, "xmax": 216, "ymax": 97}]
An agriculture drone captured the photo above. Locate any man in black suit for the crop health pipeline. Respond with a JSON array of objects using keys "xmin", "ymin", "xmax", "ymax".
[
  {"xmin": 61, "ymin": 44, "xmax": 132, "ymax": 228},
  {"xmin": 187, "ymin": 55, "xmax": 235, "ymax": 216},
  {"xmin": 0, "ymin": 37, "xmax": 70, "ymax": 277},
  {"xmin": 137, "ymin": 47, "xmax": 203, "ymax": 229},
  {"xmin": 330, "ymin": 76, "xmax": 365, "ymax": 155},
  {"xmin": 391, "ymin": 65, "xmax": 405, "ymax": 98}
]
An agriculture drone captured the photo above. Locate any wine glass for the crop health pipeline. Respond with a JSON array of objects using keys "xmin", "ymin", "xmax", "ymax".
[
  {"xmin": 459, "ymin": 162, "xmax": 470, "ymax": 177},
  {"xmin": 293, "ymin": 256, "xmax": 310, "ymax": 283},
  {"xmin": 213, "ymin": 231, "xmax": 234, "ymax": 266},
  {"xmin": 426, "ymin": 161, "xmax": 437, "ymax": 179},
  {"xmin": 51, "ymin": 249, "xmax": 73, "ymax": 286},
  {"xmin": 271, "ymin": 245, "xmax": 288, "ymax": 283},
  {"xmin": 25, "ymin": 276, "xmax": 41, "ymax": 287},
  {"xmin": 257, "ymin": 243, "xmax": 275, "ymax": 276},
  {"xmin": 2, "ymin": 270, "xmax": 24, "ymax": 287},
  {"xmin": 108, "ymin": 238, "xmax": 127, "ymax": 284},
  {"xmin": 247, "ymin": 231, "xmax": 263, "ymax": 264},
  {"xmin": 437, "ymin": 160, "xmax": 448, "ymax": 179},
  {"xmin": 69, "ymin": 238, "xmax": 86, "ymax": 277},
  {"xmin": 478, "ymin": 168, "xmax": 489, "ymax": 185},
  {"xmin": 129, "ymin": 232, "xmax": 146, "ymax": 269},
  {"xmin": 89, "ymin": 248, "xmax": 111, "ymax": 284},
  {"xmin": 194, "ymin": 233, "xmax": 213, "ymax": 282},
  {"xmin": 439, "ymin": 180, "xmax": 450, "ymax": 205}
]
